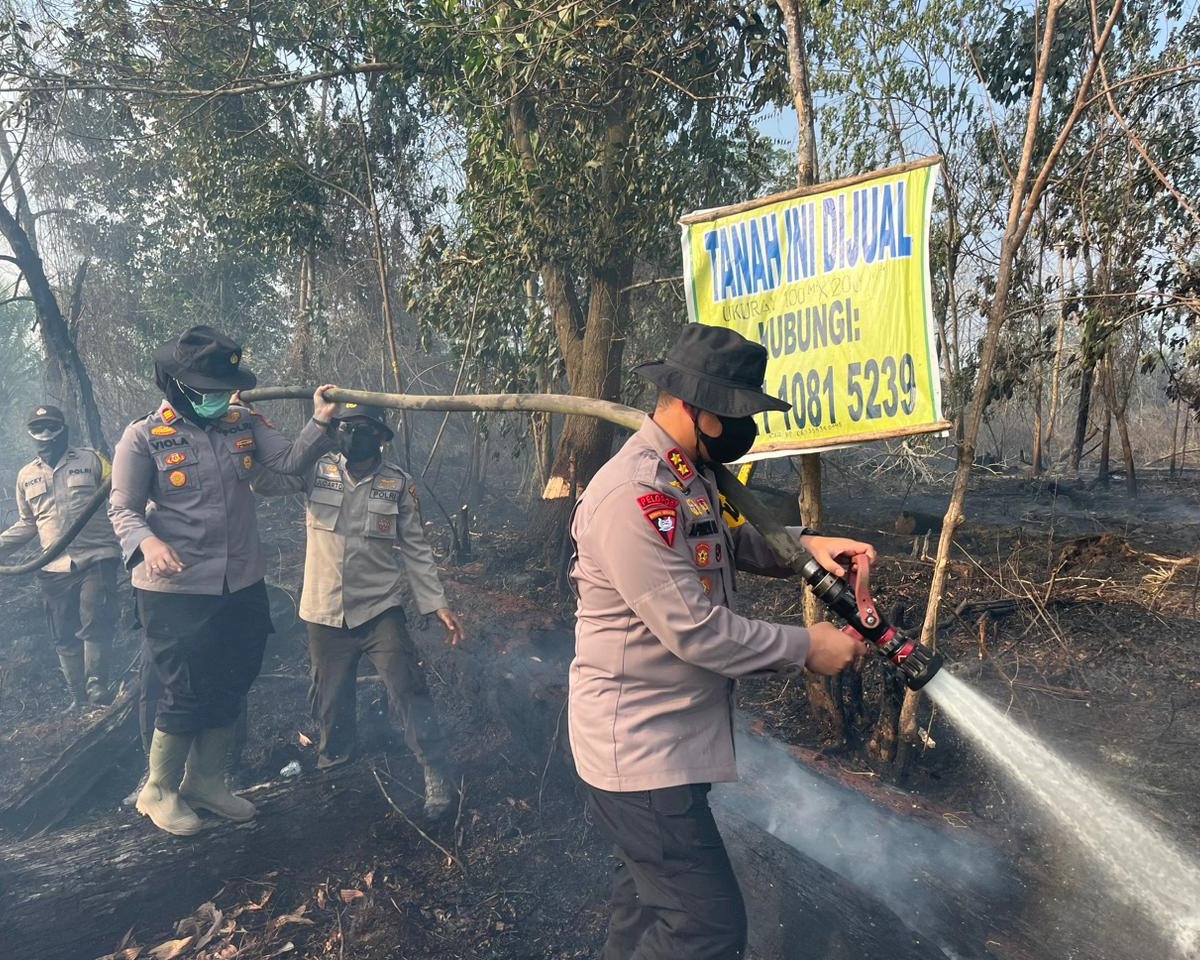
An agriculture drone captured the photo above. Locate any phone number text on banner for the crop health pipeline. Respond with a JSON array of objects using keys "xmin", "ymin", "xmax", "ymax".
[{"xmin": 680, "ymin": 157, "xmax": 948, "ymax": 459}]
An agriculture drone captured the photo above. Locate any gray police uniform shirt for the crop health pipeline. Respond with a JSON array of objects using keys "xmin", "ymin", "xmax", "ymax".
[
  {"xmin": 252, "ymin": 453, "xmax": 448, "ymax": 629},
  {"xmin": 568, "ymin": 418, "xmax": 812, "ymax": 793},
  {"xmin": 0, "ymin": 447, "xmax": 120, "ymax": 573},
  {"xmin": 108, "ymin": 402, "xmax": 333, "ymax": 595}
]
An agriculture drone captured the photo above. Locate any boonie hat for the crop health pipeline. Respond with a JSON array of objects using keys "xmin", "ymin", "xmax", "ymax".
[
  {"xmin": 152, "ymin": 325, "xmax": 257, "ymax": 391},
  {"xmin": 633, "ymin": 325, "xmax": 790, "ymax": 418}
]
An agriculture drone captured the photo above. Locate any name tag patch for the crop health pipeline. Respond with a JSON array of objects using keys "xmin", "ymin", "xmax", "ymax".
[
  {"xmin": 370, "ymin": 488, "xmax": 400, "ymax": 502},
  {"xmin": 314, "ymin": 476, "xmax": 343, "ymax": 492},
  {"xmin": 688, "ymin": 519, "xmax": 718, "ymax": 538}
]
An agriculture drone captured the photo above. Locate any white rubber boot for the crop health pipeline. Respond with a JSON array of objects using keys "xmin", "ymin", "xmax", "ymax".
[
  {"xmin": 423, "ymin": 766, "xmax": 455, "ymax": 820},
  {"xmin": 180, "ymin": 726, "xmax": 256, "ymax": 822},
  {"xmin": 136, "ymin": 730, "xmax": 203, "ymax": 836}
]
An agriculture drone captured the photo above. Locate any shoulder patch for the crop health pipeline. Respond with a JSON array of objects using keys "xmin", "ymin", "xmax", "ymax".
[
  {"xmin": 639, "ymin": 493, "xmax": 678, "ymax": 548},
  {"xmin": 151, "ymin": 425, "xmax": 177, "ymax": 437},
  {"xmin": 637, "ymin": 492, "xmax": 677, "ymax": 512}
]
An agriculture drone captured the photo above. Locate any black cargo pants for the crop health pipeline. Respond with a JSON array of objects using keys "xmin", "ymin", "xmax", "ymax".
[
  {"xmin": 586, "ymin": 782, "xmax": 747, "ymax": 960},
  {"xmin": 39, "ymin": 557, "xmax": 118, "ymax": 656},
  {"xmin": 137, "ymin": 579, "xmax": 272, "ymax": 736},
  {"xmin": 306, "ymin": 606, "xmax": 447, "ymax": 771}
]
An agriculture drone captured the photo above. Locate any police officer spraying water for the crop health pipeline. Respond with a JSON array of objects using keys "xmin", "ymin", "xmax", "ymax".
[
  {"xmin": 253, "ymin": 401, "xmax": 465, "ymax": 819},
  {"xmin": 109, "ymin": 325, "xmax": 338, "ymax": 836},
  {"xmin": 0, "ymin": 405, "xmax": 121, "ymax": 709},
  {"xmin": 569, "ymin": 325, "xmax": 874, "ymax": 959}
]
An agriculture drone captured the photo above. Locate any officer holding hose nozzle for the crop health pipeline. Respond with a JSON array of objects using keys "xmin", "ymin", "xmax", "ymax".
[
  {"xmin": 108, "ymin": 325, "xmax": 338, "ymax": 837},
  {"xmin": 0, "ymin": 404, "xmax": 121, "ymax": 709},
  {"xmin": 569, "ymin": 325, "xmax": 874, "ymax": 960}
]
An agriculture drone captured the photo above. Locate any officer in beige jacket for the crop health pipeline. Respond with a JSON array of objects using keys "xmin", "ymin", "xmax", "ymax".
[
  {"xmin": 253, "ymin": 402, "xmax": 465, "ymax": 819},
  {"xmin": 569, "ymin": 325, "xmax": 874, "ymax": 960}
]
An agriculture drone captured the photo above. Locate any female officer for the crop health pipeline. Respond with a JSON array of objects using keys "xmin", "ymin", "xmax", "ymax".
[{"xmin": 110, "ymin": 325, "xmax": 336, "ymax": 836}]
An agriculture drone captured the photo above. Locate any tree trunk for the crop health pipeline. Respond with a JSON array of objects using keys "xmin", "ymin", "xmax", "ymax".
[
  {"xmin": 1032, "ymin": 369, "xmax": 1044, "ymax": 476},
  {"xmin": 545, "ymin": 265, "xmax": 630, "ymax": 494},
  {"xmin": 0, "ymin": 202, "xmax": 109, "ymax": 455},
  {"xmin": 1097, "ymin": 397, "xmax": 1111, "ymax": 485},
  {"xmin": 903, "ymin": 0, "xmax": 1112, "ymax": 766},
  {"xmin": 1070, "ymin": 360, "xmax": 1095, "ymax": 474}
]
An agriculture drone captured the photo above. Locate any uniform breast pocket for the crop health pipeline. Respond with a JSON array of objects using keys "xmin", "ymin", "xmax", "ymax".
[
  {"xmin": 153, "ymin": 449, "xmax": 200, "ymax": 496},
  {"xmin": 365, "ymin": 495, "xmax": 399, "ymax": 539},
  {"xmin": 23, "ymin": 477, "xmax": 49, "ymax": 505},
  {"xmin": 227, "ymin": 434, "xmax": 257, "ymax": 479},
  {"xmin": 65, "ymin": 471, "xmax": 98, "ymax": 505},
  {"xmin": 307, "ymin": 484, "xmax": 342, "ymax": 532}
]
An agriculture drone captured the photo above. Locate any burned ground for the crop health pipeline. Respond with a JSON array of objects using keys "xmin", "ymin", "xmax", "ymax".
[{"xmin": 1, "ymin": 467, "xmax": 1198, "ymax": 960}]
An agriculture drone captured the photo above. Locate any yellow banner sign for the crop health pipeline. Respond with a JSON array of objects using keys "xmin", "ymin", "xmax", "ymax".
[{"xmin": 680, "ymin": 158, "xmax": 947, "ymax": 459}]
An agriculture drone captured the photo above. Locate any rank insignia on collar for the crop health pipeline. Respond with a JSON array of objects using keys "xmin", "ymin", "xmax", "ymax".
[
  {"xmin": 161, "ymin": 407, "xmax": 177, "ymax": 424},
  {"xmin": 645, "ymin": 508, "xmax": 677, "ymax": 548},
  {"xmin": 666, "ymin": 447, "xmax": 694, "ymax": 483},
  {"xmin": 694, "ymin": 542, "xmax": 711, "ymax": 567},
  {"xmin": 151, "ymin": 425, "xmax": 177, "ymax": 437}
]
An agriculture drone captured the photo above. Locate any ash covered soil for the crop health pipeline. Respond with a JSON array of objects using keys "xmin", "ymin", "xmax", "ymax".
[{"xmin": 1, "ymin": 467, "xmax": 1198, "ymax": 960}]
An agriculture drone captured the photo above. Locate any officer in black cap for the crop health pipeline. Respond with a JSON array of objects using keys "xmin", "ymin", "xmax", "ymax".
[
  {"xmin": 0, "ymin": 405, "xmax": 121, "ymax": 708},
  {"xmin": 109, "ymin": 324, "xmax": 339, "ymax": 836},
  {"xmin": 253, "ymin": 401, "xmax": 465, "ymax": 818}
]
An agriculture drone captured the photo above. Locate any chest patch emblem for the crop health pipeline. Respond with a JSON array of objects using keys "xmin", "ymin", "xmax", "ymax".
[
  {"xmin": 242, "ymin": 455, "xmax": 254, "ymax": 470},
  {"xmin": 715, "ymin": 543, "xmax": 723, "ymax": 563},
  {"xmin": 235, "ymin": 436, "xmax": 255, "ymax": 450},
  {"xmin": 666, "ymin": 447, "xmax": 694, "ymax": 483},
  {"xmin": 686, "ymin": 497, "xmax": 711, "ymax": 518},
  {"xmin": 376, "ymin": 515, "xmax": 394, "ymax": 535},
  {"xmin": 695, "ymin": 543, "xmax": 711, "ymax": 567},
  {"xmin": 151, "ymin": 426, "xmax": 177, "ymax": 437},
  {"xmin": 164, "ymin": 452, "xmax": 186, "ymax": 466},
  {"xmin": 700, "ymin": 577, "xmax": 713, "ymax": 596},
  {"xmin": 376, "ymin": 477, "xmax": 400, "ymax": 489},
  {"xmin": 168, "ymin": 470, "xmax": 187, "ymax": 488}
]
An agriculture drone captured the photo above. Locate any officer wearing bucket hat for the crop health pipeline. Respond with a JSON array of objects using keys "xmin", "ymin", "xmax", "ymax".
[
  {"xmin": 569, "ymin": 325, "xmax": 874, "ymax": 959},
  {"xmin": 253, "ymin": 401, "xmax": 465, "ymax": 818},
  {"xmin": 0, "ymin": 404, "xmax": 121, "ymax": 708},
  {"xmin": 109, "ymin": 324, "xmax": 338, "ymax": 836}
]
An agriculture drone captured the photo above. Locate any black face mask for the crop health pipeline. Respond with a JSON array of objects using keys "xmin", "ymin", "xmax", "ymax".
[
  {"xmin": 697, "ymin": 413, "xmax": 758, "ymax": 464},
  {"xmin": 337, "ymin": 423, "xmax": 384, "ymax": 462},
  {"xmin": 31, "ymin": 426, "xmax": 69, "ymax": 466}
]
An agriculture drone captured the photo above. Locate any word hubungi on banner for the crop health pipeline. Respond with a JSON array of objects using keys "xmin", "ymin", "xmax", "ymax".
[{"xmin": 680, "ymin": 157, "xmax": 949, "ymax": 460}]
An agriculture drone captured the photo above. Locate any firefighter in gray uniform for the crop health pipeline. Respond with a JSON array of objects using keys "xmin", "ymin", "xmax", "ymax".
[
  {"xmin": 109, "ymin": 325, "xmax": 337, "ymax": 836},
  {"xmin": 253, "ymin": 402, "xmax": 465, "ymax": 819},
  {"xmin": 569, "ymin": 325, "xmax": 875, "ymax": 960},
  {"xmin": 0, "ymin": 404, "xmax": 121, "ymax": 708}
]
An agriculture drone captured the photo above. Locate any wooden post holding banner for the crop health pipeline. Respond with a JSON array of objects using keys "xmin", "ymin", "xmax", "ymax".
[{"xmin": 678, "ymin": 156, "xmax": 949, "ymax": 460}]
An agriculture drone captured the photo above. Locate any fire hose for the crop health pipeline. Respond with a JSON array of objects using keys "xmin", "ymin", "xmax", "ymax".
[{"xmin": 0, "ymin": 386, "xmax": 941, "ymax": 689}]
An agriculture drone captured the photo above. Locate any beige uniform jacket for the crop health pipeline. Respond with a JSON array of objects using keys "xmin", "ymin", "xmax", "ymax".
[
  {"xmin": 0, "ymin": 448, "xmax": 120, "ymax": 573},
  {"xmin": 252, "ymin": 454, "xmax": 448, "ymax": 629},
  {"xmin": 568, "ymin": 418, "xmax": 812, "ymax": 793},
  {"xmin": 108, "ymin": 402, "xmax": 333, "ymax": 595}
]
